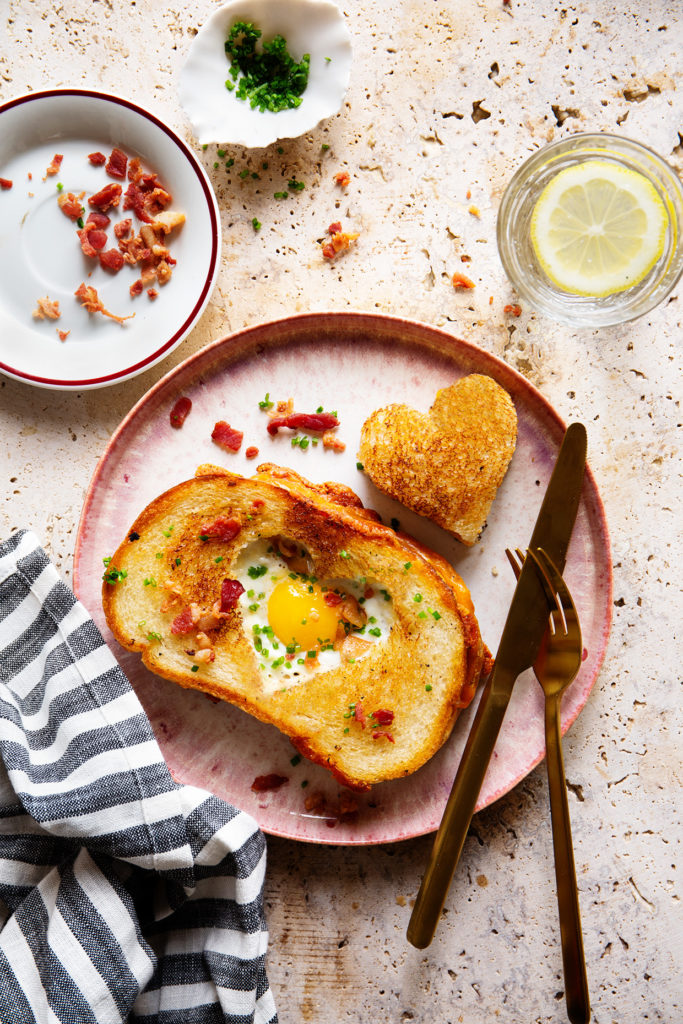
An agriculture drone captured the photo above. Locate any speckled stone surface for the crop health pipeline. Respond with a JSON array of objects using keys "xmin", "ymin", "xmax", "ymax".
[{"xmin": 1, "ymin": 2, "xmax": 681, "ymax": 1022}]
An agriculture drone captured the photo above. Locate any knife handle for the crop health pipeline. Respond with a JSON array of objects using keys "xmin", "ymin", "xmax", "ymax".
[{"xmin": 407, "ymin": 667, "xmax": 515, "ymax": 949}]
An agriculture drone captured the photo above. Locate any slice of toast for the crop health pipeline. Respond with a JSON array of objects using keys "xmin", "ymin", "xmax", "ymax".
[
  {"xmin": 102, "ymin": 465, "xmax": 489, "ymax": 791},
  {"xmin": 358, "ymin": 374, "xmax": 517, "ymax": 545}
]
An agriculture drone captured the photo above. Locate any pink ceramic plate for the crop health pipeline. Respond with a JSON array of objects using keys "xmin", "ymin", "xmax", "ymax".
[{"xmin": 73, "ymin": 312, "xmax": 612, "ymax": 845}]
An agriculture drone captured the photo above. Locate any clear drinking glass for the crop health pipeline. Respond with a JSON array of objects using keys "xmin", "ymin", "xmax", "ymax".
[{"xmin": 496, "ymin": 133, "xmax": 683, "ymax": 327}]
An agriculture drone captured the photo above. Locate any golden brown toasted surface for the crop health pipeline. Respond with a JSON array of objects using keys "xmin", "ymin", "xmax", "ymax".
[
  {"xmin": 102, "ymin": 466, "xmax": 488, "ymax": 790},
  {"xmin": 358, "ymin": 373, "xmax": 517, "ymax": 545}
]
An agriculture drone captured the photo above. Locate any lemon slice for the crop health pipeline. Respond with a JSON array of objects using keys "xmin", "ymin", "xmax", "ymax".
[{"xmin": 530, "ymin": 160, "xmax": 668, "ymax": 296}]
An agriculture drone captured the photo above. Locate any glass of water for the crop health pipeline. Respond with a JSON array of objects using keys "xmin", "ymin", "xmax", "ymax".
[{"xmin": 496, "ymin": 133, "xmax": 683, "ymax": 327}]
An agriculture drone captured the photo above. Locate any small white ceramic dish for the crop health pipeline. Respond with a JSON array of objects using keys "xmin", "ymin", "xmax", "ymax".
[
  {"xmin": 0, "ymin": 89, "xmax": 220, "ymax": 390},
  {"xmin": 179, "ymin": 0, "xmax": 352, "ymax": 148}
]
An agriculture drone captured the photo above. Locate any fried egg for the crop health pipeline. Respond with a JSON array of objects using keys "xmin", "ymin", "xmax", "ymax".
[{"xmin": 231, "ymin": 538, "xmax": 394, "ymax": 691}]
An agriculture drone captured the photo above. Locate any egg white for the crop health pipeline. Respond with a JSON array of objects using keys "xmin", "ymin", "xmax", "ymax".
[{"xmin": 230, "ymin": 538, "xmax": 394, "ymax": 693}]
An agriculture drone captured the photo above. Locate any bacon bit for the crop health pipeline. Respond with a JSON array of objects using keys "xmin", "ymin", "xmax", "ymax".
[
  {"xmin": 333, "ymin": 170, "xmax": 350, "ymax": 187},
  {"xmin": 88, "ymin": 151, "xmax": 107, "ymax": 166},
  {"xmin": 129, "ymin": 279, "xmax": 144, "ymax": 297},
  {"xmin": 322, "ymin": 224, "xmax": 359, "ymax": 260},
  {"xmin": 200, "ymin": 516, "xmax": 242, "ymax": 542},
  {"xmin": 252, "ymin": 498, "xmax": 265, "ymax": 508},
  {"xmin": 99, "ymin": 248, "xmax": 125, "ymax": 272},
  {"xmin": 57, "ymin": 328, "xmax": 70, "ymax": 341},
  {"xmin": 372, "ymin": 730, "xmax": 395, "ymax": 743},
  {"xmin": 251, "ymin": 774, "xmax": 288, "ymax": 792},
  {"xmin": 466, "ymin": 189, "xmax": 472, "ymax": 200},
  {"xmin": 219, "ymin": 578, "xmax": 245, "ymax": 612},
  {"xmin": 504, "ymin": 303, "xmax": 522, "ymax": 316},
  {"xmin": 86, "ymin": 211, "xmax": 110, "ymax": 229},
  {"xmin": 105, "ymin": 147, "xmax": 128, "ymax": 180},
  {"xmin": 153, "ymin": 209, "xmax": 186, "ymax": 234},
  {"xmin": 372, "ymin": 708, "xmax": 394, "ymax": 726},
  {"xmin": 274, "ymin": 397, "xmax": 295, "ymax": 416},
  {"xmin": 156, "ymin": 259, "xmax": 173, "ymax": 286},
  {"xmin": 74, "ymin": 282, "xmax": 134, "ymax": 325},
  {"xmin": 353, "ymin": 702, "xmax": 367, "ymax": 729},
  {"xmin": 77, "ymin": 223, "xmax": 108, "ymax": 256},
  {"xmin": 364, "ymin": 585, "xmax": 375, "ymax": 599},
  {"xmin": 322, "ymin": 431, "xmax": 346, "ymax": 452},
  {"xmin": 32, "ymin": 296, "xmax": 61, "ymax": 321},
  {"xmin": 88, "ymin": 182, "xmax": 122, "ymax": 211},
  {"xmin": 327, "ymin": 221, "xmax": 342, "ymax": 234},
  {"xmin": 147, "ymin": 288, "xmax": 158, "ymax": 300},
  {"xmin": 211, "ymin": 421, "xmax": 244, "ymax": 452},
  {"xmin": 0, "ymin": 178, "xmax": 13, "ymax": 190},
  {"xmin": 304, "ymin": 790, "xmax": 327, "ymax": 814},
  {"xmin": 123, "ymin": 181, "xmax": 152, "ymax": 223},
  {"xmin": 245, "ymin": 445, "xmax": 259, "ymax": 459},
  {"xmin": 171, "ymin": 606, "xmax": 196, "ymax": 635},
  {"xmin": 170, "ymin": 395, "xmax": 192, "ymax": 428},
  {"xmin": 114, "ymin": 218, "xmax": 133, "ymax": 240},
  {"xmin": 57, "ymin": 190, "xmax": 85, "ymax": 220},
  {"xmin": 338, "ymin": 792, "xmax": 359, "ymax": 820},
  {"xmin": 267, "ymin": 411, "xmax": 339, "ymax": 436},
  {"xmin": 452, "ymin": 271, "xmax": 476, "ymax": 289},
  {"xmin": 44, "ymin": 153, "xmax": 63, "ymax": 178},
  {"xmin": 324, "ymin": 591, "xmax": 343, "ymax": 607}
]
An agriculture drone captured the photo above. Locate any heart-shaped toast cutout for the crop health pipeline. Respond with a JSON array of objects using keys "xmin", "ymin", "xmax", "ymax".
[{"xmin": 358, "ymin": 374, "xmax": 517, "ymax": 545}]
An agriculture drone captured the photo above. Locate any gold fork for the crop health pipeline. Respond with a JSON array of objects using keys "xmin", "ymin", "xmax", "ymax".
[{"xmin": 505, "ymin": 546, "xmax": 590, "ymax": 1024}]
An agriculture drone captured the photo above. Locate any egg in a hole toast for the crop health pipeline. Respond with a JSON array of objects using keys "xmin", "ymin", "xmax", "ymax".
[{"xmin": 102, "ymin": 463, "xmax": 491, "ymax": 791}]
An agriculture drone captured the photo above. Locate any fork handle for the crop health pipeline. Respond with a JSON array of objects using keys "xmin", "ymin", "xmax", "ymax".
[{"xmin": 545, "ymin": 695, "xmax": 590, "ymax": 1024}]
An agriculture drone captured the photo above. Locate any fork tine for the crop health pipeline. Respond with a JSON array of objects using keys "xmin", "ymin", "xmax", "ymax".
[
  {"xmin": 504, "ymin": 548, "xmax": 522, "ymax": 580},
  {"xmin": 527, "ymin": 547, "xmax": 575, "ymax": 634}
]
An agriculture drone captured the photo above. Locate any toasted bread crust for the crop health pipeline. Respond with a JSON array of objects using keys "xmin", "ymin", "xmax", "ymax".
[
  {"xmin": 358, "ymin": 374, "xmax": 517, "ymax": 545},
  {"xmin": 102, "ymin": 466, "xmax": 488, "ymax": 790}
]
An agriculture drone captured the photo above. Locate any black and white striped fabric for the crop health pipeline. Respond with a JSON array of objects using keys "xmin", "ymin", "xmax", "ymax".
[{"xmin": 0, "ymin": 530, "xmax": 278, "ymax": 1023}]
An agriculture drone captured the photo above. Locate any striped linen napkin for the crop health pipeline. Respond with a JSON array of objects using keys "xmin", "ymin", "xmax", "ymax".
[{"xmin": 0, "ymin": 530, "xmax": 278, "ymax": 1024}]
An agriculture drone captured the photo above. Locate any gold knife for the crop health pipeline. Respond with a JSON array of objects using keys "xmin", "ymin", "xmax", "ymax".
[{"xmin": 407, "ymin": 421, "xmax": 587, "ymax": 949}]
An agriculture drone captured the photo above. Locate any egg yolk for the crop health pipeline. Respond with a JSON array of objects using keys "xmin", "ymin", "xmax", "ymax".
[{"xmin": 267, "ymin": 578, "xmax": 340, "ymax": 650}]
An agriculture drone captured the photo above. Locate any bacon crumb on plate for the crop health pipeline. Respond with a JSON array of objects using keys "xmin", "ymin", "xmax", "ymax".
[
  {"xmin": 322, "ymin": 430, "xmax": 346, "ymax": 452},
  {"xmin": 57, "ymin": 190, "xmax": 85, "ymax": 220},
  {"xmin": 44, "ymin": 153, "xmax": 63, "ymax": 178},
  {"xmin": 333, "ymin": 170, "xmax": 350, "ymax": 187},
  {"xmin": 88, "ymin": 182, "xmax": 122, "ymax": 212},
  {"xmin": 251, "ymin": 774, "xmax": 288, "ymax": 793},
  {"xmin": 245, "ymin": 446, "xmax": 259, "ymax": 459},
  {"xmin": 32, "ymin": 296, "xmax": 61, "ymax": 321},
  {"xmin": 99, "ymin": 248, "xmax": 125, "ymax": 273},
  {"xmin": 0, "ymin": 177, "xmax": 12, "ymax": 190},
  {"xmin": 56, "ymin": 328, "xmax": 71, "ymax": 342},
  {"xmin": 105, "ymin": 147, "xmax": 128, "ymax": 180},
  {"xmin": 211, "ymin": 421, "xmax": 244, "ymax": 452},
  {"xmin": 169, "ymin": 395, "xmax": 192, "ymax": 428},
  {"xmin": 74, "ymin": 282, "xmax": 134, "ymax": 325},
  {"xmin": 88, "ymin": 151, "xmax": 107, "ymax": 166}
]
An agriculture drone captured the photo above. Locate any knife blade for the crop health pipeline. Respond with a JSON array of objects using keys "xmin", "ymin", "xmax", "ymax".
[{"xmin": 407, "ymin": 421, "xmax": 587, "ymax": 949}]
